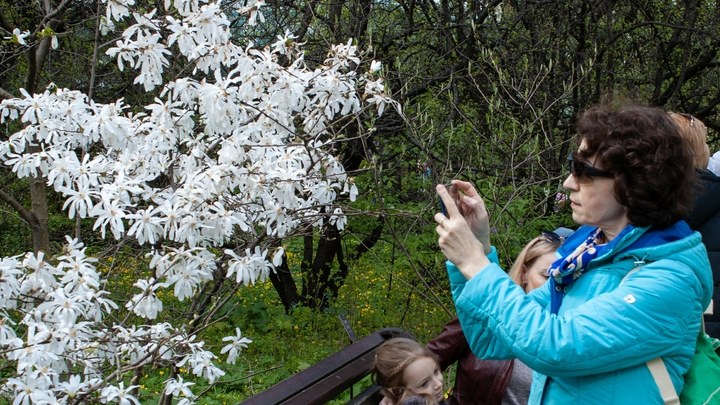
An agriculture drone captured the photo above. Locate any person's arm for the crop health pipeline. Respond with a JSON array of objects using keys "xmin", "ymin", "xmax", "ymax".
[
  {"xmin": 455, "ymin": 258, "xmax": 705, "ymax": 377},
  {"xmin": 426, "ymin": 318, "xmax": 469, "ymax": 371},
  {"xmin": 445, "ymin": 260, "xmax": 517, "ymax": 360}
]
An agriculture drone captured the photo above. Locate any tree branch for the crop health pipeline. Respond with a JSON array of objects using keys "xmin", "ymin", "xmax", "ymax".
[
  {"xmin": 0, "ymin": 12, "xmax": 14, "ymax": 33},
  {"xmin": 0, "ymin": 188, "xmax": 38, "ymax": 227},
  {"xmin": 0, "ymin": 87, "xmax": 14, "ymax": 100}
]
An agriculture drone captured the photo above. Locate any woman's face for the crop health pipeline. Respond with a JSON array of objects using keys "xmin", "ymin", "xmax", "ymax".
[
  {"xmin": 403, "ymin": 356, "xmax": 444, "ymax": 403},
  {"xmin": 524, "ymin": 252, "xmax": 556, "ymax": 292},
  {"xmin": 562, "ymin": 140, "xmax": 630, "ymax": 240}
]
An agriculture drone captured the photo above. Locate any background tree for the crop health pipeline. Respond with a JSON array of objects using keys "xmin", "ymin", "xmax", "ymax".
[
  {"xmin": 3, "ymin": 0, "xmax": 720, "ymax": 402},
  {"xmin": 0, "ymin": 1, "xmax": 396, "ymax": 404}
]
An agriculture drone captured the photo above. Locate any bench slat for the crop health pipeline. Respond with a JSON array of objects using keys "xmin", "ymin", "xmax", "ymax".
[
  {"xmin": 237, "ymin": 328, "xmax": 412, "ymax": 405},
  {"xmin": 282, "ymin": 350, "xmax": 376, "ymax": 404},
  {"xmin": 345, "ymin": 385, "xmax": 383, "ymax": 405}
]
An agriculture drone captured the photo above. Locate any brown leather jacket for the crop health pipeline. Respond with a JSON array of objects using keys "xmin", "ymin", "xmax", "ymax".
[{"xmin": 426, "ymin": 318, "xmax": 513, "ymax": 405}]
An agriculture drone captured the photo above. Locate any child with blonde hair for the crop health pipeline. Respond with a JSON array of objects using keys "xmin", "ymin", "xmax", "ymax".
[{"xmin": 372, "ymin": 338, "xmax": 448, "ymax": 405}]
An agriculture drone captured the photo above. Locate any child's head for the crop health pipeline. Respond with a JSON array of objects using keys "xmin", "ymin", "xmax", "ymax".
[
  {"xmin": 371, "ymin": 338, "xmax": 444, "ymax": 405},
  {"xmin": 508, "ymin": 231, "xmax": 562, "ymax": 293}
]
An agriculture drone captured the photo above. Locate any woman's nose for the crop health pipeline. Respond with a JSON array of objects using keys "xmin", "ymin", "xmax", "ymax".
[{"xmin": 563, "ymin": 173, "xmax": 578, "ymax": 191}]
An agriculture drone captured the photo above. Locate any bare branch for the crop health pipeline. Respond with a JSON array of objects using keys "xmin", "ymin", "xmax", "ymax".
[
  {"xmin": 0, "ymin": 14, "xmax": 13, "ymax": 35},
  {"xmin": 0, "ymin": 87, "xmax": 14, "ymax": 100},
  {"xmin": 0, "ymin": 188, "xmax": 38, "ymax": 227}
]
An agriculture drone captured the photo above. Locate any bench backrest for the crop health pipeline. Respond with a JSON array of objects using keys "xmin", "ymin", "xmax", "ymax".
[{"xmin": 237, "ymin": 328, "xmax": 414, "ymax": 405}]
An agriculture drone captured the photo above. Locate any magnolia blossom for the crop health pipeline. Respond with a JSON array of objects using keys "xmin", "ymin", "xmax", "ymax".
[
  {"xmin": 164, "ymin": 376, "xmax": 195, "ymax": 400},
  {"xmin": 126, "ymin": 278, "xmax": 165, "ymax": 319},
  {"xmin": 101, "ymin": 382, "xmax": 140, "ymax": 405},
  {"xmin": 221, "ymin": 327, "xmax": 252, "ymax": 364},
  {"xmin": 6, "ymin": 28, "xmax": 30, "ymax": 45},
  {"xmin": 0, "ymin": 0, "xmax": 400, "ymax": 403}
]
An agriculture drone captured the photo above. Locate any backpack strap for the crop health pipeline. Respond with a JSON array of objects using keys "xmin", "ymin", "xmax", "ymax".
[
  {"xmin": 620, "ymin": 261, "xmax": 681, "ymax": 405},
  {"xmin": 645, "ymin": 358, "xmax": 680, "ymax": 405}
]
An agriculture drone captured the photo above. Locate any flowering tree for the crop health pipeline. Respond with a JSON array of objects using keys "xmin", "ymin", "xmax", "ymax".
[{"xmin": 0, "ymin": 0, "xmax": 397, "ymax": 404}]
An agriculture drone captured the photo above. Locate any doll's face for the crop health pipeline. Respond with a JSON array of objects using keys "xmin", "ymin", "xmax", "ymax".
[{"xmin": 402, "ymin": 356, "xmax": 444, "ymax": 403}]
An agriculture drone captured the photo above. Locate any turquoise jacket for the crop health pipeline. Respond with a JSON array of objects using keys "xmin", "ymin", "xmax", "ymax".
[{"xmin": 447, "ymin": 224, "xmax": 713, "ymax": 405}]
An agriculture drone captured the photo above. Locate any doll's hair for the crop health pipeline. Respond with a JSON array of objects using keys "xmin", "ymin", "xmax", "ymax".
[
  {"xmin": 371, "ymin": 338, "xmax": 439, "ymax": 405},
  {"xmin": 507, "ymin": 234, "xmax": 560, "ymax": 290}
]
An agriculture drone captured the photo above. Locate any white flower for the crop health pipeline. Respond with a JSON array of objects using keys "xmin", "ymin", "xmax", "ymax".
[
  {"xmin": 56, "ymin": 374, "xmax": 86, "ymax": 399},
  {"xmin": 179, "ymin": 348, "xmax": 225, "ymax": 384},
  {"xmin": 126, "ymin": 206, "xmax": 162, "ymax": 245},
  {"xmin": 221, "ymin": 327, "xmax": 252, "ymax": 364},
  {"xmin": 5, "ymin": 153, "xmax": 40, "ymax": 178},
  {"xmin": 0, "ymin": 8, "xmax": 395, "ymax": 402},
  {"xmin": 101, "ymin": 382, "xmax": 140, "ymax": 405},
  {"xmin": 125, "ymin": 278, "xmax": 165, "ymax": 319},
  {"xmin": 164, "ymin": 376, "xmax": 195, "ymax": 398},
  {"xmin": 7, "ymin": 377, "xmax": 47, "ymax": 405},
  {"xmin": 36, "ymin": 287, "xmax": 86, "ymax": 325},
  {"xmin": 272, "ymin": 247, "xmax": 284, "ymax": 267},
  {"xmin": 224, "ymin": 247, "xmax": 271, "ymax": 286},
  {"xmin": 330, "ymin": 207, "xmax": 347, "ymax": 230},
  {"xmin": 105, "ymin": 0, "xmax": 134, "ymax": 22},
  {"xmin": 59, "ymin": 179, "xmax": 96, "ymax": 219},
  {"xmin": 90, "ymin": 198, "xmax": 128, "ymax": 239},
  {"xmin": 7, "ymin": 28, "xmax": 30, "ymax": 45}
]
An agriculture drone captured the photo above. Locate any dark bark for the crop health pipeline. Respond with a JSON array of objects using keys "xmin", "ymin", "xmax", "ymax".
[
  {"xmin": 301, "ymin": 222, "xmax": 341, "ymax": 309},
  {"xmin": 27, "ymin": 144, "xmax": 51, "ymax": 254},
  {"xmin": 269, "ymin": 253, "xmax": 302, "ymax": 313}
]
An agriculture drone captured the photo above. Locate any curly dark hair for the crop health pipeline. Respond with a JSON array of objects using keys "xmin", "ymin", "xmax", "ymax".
[{"xmin": 575, "ymin": 104, "xmax": 697, "ymax": 229}]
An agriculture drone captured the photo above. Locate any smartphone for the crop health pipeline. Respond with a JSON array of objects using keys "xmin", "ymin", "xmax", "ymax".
[{"xmin": 439, "ymin": 183, "xmax": 462, "ymax": 216}]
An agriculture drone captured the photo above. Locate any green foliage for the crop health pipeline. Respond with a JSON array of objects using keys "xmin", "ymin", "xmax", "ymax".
[{"xmin": 7, "ymin": 0, "xmax": 714, "ymax": 403}]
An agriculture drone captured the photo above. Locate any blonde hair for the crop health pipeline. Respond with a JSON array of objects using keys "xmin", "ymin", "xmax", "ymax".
[
  {"xmin": 669, "ymin": 112, "xmax": 710, "ymax": 168},
  {"xmin": 371, "ymin": 338, "xmax": 439, "ymax": 405},
  {"xmin": 507, "ymin": 235, "xmax": 560, "ymax": 288}
]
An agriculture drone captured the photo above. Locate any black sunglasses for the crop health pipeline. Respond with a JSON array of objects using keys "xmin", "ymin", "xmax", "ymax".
[
  {"xmin": 541, "ymin": 230, "xmax": 564, "ymax": 245},
  {"xmin": 567, "ymin": 152, "xmax": 614, "ymax": 179}
]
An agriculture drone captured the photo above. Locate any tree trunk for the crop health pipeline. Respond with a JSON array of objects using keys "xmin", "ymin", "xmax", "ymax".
[
  {"xmin": 269, "ymin": 253, "xmax": 302, "ymax": 312},
  {"xmin": 29, "ymin": 181, "xmax": 51, "ymax": 254},
  {"xmin": 28, "ymin": 144, "xmax": 51, "ymax": 254},
  {"xmin": 301, "ymin": 222, "xmax": 341, "ymax": 309}
]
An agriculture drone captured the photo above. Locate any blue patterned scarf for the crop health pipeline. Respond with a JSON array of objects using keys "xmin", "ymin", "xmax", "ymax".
[
  {"xmin": 546, "ymin": 221, "xmax": 692, "ymax": 314},
  {"xmin": 547, "ymin": 226, "xmax": 632, "ymax": 314}
]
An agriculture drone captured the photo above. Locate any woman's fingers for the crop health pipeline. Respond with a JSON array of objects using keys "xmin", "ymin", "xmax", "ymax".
[
  {"xmin": 437, "ymin": 181, "xmax": 492, "ymax": 278},
  {"xmin": 453, "ymin": 179, "xmax": 479, "ymax": 198},
  {"xmin": 436, "ymin": 183, "xmax": 461, "ymax": 221}
]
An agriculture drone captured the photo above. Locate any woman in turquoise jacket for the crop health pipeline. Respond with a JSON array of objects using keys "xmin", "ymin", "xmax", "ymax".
[{"xmin": 434, "ymin": 104, "xmax": 713, "ymax": 405}]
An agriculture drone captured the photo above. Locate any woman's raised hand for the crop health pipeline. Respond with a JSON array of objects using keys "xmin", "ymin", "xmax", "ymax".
[
  {"xmin": 452, "ymin": 180, "xmax": 492, "ymax": 254},
  {"xmin": 435, "ymin": 181, "xmax": 490, "ymax": 280}
]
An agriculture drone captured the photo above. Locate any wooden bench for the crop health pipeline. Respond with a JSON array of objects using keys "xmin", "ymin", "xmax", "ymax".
[{"xmin": 237, "ymin": 327, "xmax": 414, "ymax": 405}]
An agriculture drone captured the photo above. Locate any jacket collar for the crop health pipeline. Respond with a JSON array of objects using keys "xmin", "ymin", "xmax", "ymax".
[{"xmin": 557, "ymin": 221, "xmax": 692, "ymax": 265}]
